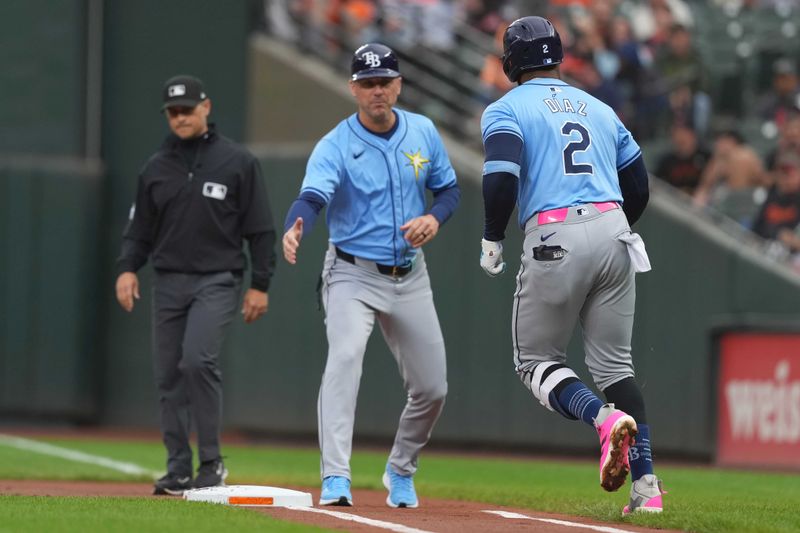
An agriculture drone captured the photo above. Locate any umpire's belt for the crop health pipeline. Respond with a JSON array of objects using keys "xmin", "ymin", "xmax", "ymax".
[
  {"xmin": 536, "ymin": 201, "xmax": 619, "ymax": 225},
  {"xmin": 335, "ymin": 247, "xmax": 413, "ymax": 278}
]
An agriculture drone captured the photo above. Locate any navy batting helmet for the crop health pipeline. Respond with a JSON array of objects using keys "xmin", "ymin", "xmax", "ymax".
[
  {"xmin": 502, "ymin": 16, "xmax": 563, "ymax": 83},
  {"xmin": 351, "ymin": 43, "xmax": 400, "ymax": 81}
]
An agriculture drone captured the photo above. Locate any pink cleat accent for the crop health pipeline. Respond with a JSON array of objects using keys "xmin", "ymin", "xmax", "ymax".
[
  {"xmin": 595, "ymin": 406, "xmax": 637, "ymax": 492},
  {"xmin": 623, "ymin": 474, "xmax": 665, "ymax": 514}
]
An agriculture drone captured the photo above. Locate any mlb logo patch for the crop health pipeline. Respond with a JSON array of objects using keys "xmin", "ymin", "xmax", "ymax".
[
  {"xmin": 203, "ymin": 182, "xmax": 227, "ymax": 200},
  {"xmin": 168, "ymin": 84, "xmax": 186, "ymax": 97}
]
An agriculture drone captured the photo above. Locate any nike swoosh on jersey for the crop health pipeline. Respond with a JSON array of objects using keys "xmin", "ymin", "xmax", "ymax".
[
  {"xmin": 353, "ymin": 150, "xmax": 364, "ymax": 159},
  {"xmin": 541, "ymin": 232, "xmax": 557, "ymax": 242}
]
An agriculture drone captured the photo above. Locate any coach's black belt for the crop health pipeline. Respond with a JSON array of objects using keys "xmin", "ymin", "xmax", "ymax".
[{"xmin": 335, "ymin": 247, "xmax": 413, "ymax": 277}]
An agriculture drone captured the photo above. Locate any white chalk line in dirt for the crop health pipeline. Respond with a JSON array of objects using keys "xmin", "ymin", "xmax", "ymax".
[
  {"xmin": 483, "ymin": 510, "xmax": 637, "ymax": 533},
  {"xmin": 287, "ymin": 505, "xmax": 435, "ymax": 533}
]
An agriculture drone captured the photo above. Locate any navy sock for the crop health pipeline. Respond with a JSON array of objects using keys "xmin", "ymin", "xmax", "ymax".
[
  {"xmin": 629, "ymin": 424, "xmax": 653, "ymax": 480},
  {"xmin": 556, "ymin": 381, "xmax": 604, "ymax": 426}
]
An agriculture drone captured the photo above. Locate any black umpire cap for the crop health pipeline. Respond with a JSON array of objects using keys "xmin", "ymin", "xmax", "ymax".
[
  {"xmin": 351, "ymin": 43, "xmax": 400, "ymax": 81},
  {"xmin": 161, "ymin": 75, "xmax": 208, "ymax": 111}
]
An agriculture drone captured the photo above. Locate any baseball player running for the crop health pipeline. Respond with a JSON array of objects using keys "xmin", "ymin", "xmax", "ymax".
[
  {"xmin": 282, "ymin": 43, "xmax": 460, "ymax": 509},
  {"xmin": 479, "ymin": 17, "xmax": 664, "ymax": 514}
]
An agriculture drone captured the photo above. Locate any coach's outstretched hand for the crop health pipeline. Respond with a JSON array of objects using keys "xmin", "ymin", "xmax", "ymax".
[
  {"xmin": 283, "ymin": 217, "xmax": 304, "ymax": 264},
  {"xmin": 480, "ymin": 238, "xmax": 506, "ymax": 277}
]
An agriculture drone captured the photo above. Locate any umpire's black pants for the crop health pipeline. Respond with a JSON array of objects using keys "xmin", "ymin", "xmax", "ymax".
[{"xmin": 152, "ymin": 270, "xmax": 242, "ymax": 476}]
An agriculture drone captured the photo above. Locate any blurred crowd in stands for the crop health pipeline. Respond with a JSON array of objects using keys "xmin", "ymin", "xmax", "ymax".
[{"xmin": 262, "ymin": 0, "xmax": 800, "ymax": 270}]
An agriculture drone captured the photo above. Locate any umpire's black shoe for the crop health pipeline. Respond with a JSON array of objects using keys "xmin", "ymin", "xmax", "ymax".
[
  {"xmin": 153, "ymin": 473, "xmax": 193, "ymax": 496},
  {"xmin": 193, "ymin": 458, "xmax": 228, "ymax": 489}
]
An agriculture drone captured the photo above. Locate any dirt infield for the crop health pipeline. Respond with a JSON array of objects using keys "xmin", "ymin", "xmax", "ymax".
[{"xmin": 1, "ymin": 480, "xmax": 679, "ymax": 533}]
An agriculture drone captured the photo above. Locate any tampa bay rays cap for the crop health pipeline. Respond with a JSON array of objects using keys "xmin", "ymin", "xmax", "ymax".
[
  {"xmin": 351, "ymin": 43, "xmax": 400, "ymax": 81},
  {"xmin": 161, "ymin": 75, "xmax": 208, "ymax": 111}
]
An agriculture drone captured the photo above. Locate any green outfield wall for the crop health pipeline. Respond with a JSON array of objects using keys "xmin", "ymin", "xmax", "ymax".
[
  {"xmin": 0, "ymin": 160, "xmax": 102, "ymax": 418},
  {"xmin": 0, "ymin": 0, "xmax": 253, "ymax": 422},
  {"xmin": 0, "ymin": 0, "xmax": 86, "ymax": 155},
  {"xmin": 0, "ymin": 0, "xmax": 99, "ymax": 419}
]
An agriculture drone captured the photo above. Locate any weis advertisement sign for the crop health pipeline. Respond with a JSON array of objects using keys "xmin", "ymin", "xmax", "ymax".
[{"xmin": 717, "ymin": 333, "xmax": 800, "ymax": 468}]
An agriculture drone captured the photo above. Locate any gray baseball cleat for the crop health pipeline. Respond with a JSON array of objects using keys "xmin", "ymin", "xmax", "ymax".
[{"xmin": 623, "ymin": 474, "xmax": 665, "ymax": 514}]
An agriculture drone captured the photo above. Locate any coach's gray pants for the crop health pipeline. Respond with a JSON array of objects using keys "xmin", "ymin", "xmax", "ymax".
[
  {"xmin": 152, "ymin": 270, "xmax": 242, "ymax": 476},
  {"xmin": 318, "ymin": 246, "xmax": 447, "ymax": 479}
]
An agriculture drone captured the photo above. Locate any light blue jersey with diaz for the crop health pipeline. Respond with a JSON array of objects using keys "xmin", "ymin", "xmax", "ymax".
[
  {"xmin": 301, "ymin": 108, "xmax": 457, "ymax": 265},
  {"xmin": 481, "ymin": 79, "xmax": 641, "ymax": 227}
]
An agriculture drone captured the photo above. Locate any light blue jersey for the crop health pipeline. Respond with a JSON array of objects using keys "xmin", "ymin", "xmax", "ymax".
[
  {"xmin": 301, "ymin": 109, "xmax": 457, "ymax": 264},
  {"xmin": 481, "ymin": 79, "xmax": 641, "ymax": 227}
]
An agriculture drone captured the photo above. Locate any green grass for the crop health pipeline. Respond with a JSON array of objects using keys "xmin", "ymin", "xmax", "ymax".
[
  {"xmin": 0, "ymin": 495, "xmax": 331, "ymax": 533},
  {"xmin": 1, "ymin": 436, "xmax": 799, "ymax": 532}
]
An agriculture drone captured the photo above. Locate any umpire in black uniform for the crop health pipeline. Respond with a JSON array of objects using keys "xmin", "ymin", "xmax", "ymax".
[{"xmin": 115, "ymin": 75, "xmax": 276, "ymax": 495}]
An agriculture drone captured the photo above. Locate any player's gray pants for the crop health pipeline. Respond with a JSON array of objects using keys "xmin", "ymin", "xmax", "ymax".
[
  {"xmin": 152, "ymin": 270, "xmax": 242, "ymax": 476},
  {"xmin": 513, "ymin": 204, "xmax": 636, "ymax": 393},
  {"xmin": 318, "ymin": 245, "xmax": 447, "ymax": 479}
]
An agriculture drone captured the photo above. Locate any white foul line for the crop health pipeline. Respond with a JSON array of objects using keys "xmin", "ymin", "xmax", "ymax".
[
  {"xmin": 288, "ymin": 506, "xmax": 435, "ymax": 533},
  {"xmin": 483, "ymin": 510, "xmax": 637, "ymax": 533},
  {"xmin": 0, "ymin": 434, "xmax": 161, "ymax": 479}
]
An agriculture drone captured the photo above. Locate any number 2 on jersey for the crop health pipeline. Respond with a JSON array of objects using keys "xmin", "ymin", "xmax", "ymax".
[{"xmin": 561, "ymin": 122, "xmax": 593, "ymax": 175}]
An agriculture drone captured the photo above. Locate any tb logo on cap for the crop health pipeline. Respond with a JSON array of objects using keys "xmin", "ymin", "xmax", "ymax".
[
  {"xmin": 168, "ymin": 84, "xmax": 186, "ymax": 97},
  {"xmin": 362, "ymin": 51, "xmax": 381, "ymax": 68}
]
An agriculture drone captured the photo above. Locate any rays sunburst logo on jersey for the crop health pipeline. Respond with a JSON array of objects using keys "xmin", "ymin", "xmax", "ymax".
[{"xmin": 402, "ymin": 149, "xmax": 430, "ymax": 180}]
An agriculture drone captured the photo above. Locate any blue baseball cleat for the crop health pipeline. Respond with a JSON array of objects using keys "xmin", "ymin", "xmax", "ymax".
[
  {"xmin": 382, "ymin": 463, "xmax": 418, "ymax": 508},
  {"xmin": 319, "ymin": 475, "xmax": 353, "ymax": 506}
]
